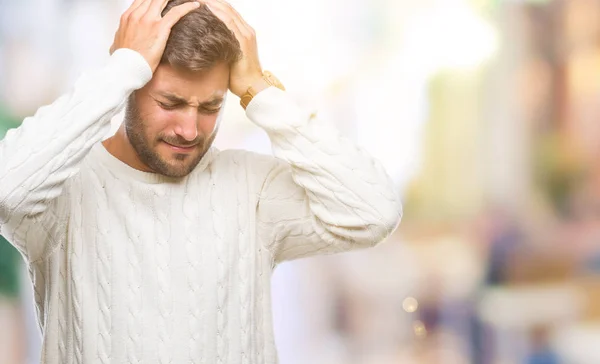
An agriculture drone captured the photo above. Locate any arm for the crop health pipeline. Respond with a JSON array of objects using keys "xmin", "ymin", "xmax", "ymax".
[
  {"xmin": 251, "ymin": 87, "xmax": 402, "ymax": 263},
  {"xmin": 0, "ymin": 49, "xmax": 151, "ymax": 261},
  {"xmin": 0, "ymin": 49, "xmax": 152, "ymax": 217},
  {"xmin": 203, "ymin": 0, "xmax": 402, "ymax": 263},
  {"xmin": 0, "ymin": 0, "xmax": 200, "ymax": 262}
]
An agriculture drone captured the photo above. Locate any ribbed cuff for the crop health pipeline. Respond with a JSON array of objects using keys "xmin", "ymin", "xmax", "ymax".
[
  {"xmin": 108, "ymin": 48, "xmax": 153, "ymax": 90},
  {"xmin": 245, "ymin": 87, "xmax": 310, "ymax": 131}
]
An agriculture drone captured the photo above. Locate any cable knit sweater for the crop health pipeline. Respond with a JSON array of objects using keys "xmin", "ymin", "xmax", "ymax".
[{"xmin": 0, "ymin": 48, "xmax": 402, "ymax": 364}]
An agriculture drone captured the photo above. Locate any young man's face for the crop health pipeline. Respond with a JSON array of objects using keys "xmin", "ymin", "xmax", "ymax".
[{"xmin": 125, "ymin": 62, "xmax": 229, "ymax": 178}]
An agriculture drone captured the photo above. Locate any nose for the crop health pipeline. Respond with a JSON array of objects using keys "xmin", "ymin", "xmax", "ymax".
[{"xmin": 173, "ymin": 108, "xmax": 198, "ymax": 142}]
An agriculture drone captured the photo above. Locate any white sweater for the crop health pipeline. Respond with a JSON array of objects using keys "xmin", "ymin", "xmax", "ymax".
[{"xmin": 0, "ymin": 49, "xmax": 402, "ymax": 364}]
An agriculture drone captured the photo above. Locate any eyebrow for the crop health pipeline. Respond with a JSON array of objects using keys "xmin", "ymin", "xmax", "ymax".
[{"xmin": 155, "ymin": 92, "xmax": 225, "ymax": 107}]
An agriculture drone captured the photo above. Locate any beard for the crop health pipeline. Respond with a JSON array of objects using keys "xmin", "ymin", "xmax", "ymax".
[{"xmin": 124, "ymin": 96, "xmax": 217, "ymax": 178}]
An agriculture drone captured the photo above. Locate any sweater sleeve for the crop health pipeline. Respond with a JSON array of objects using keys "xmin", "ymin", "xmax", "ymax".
[
  {"xmin": 0, "ymin": 48, "xmax": 152, "ymax": 262},
  {"xmin": 250, "ymin": 87, "xmax": 402, "ymax": 264}
]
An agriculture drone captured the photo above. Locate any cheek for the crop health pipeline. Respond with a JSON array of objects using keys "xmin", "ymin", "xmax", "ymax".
[
  {"xmin": 144, "ymin": 113, "xmax": 174, "ymax": 141},
  {"xmin": 199, "ymin": 114, "xmax": 221, "ymax": 135}
]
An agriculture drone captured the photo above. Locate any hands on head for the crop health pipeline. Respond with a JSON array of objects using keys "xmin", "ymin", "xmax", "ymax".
[{"xmin": 110, "ymin": 0, "xmax": 264, "ymax": 98}]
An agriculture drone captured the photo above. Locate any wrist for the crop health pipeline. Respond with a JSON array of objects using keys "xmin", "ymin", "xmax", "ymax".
[
  {"xmin": 233, "ymin": 72, "xmax": 263, "ymax": 98},
  {"xmin": 248, "ymin": 78, "xmax": 270, "ymax": 95},
  {"xmin": 239, "ymin": 71, "xmax": 285, "ymax": 110}
]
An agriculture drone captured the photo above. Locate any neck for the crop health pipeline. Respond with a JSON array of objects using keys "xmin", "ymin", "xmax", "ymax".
[{"xmin": 102, "ymin": 124, "xmax": 154, "ymax": 173}]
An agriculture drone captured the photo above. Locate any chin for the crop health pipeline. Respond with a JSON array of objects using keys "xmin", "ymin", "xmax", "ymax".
[
  {"xmin": 154, "ymin": 151, "xmax": 205, "ymax": 178},
  {"xmin": 158, "ymin": 163, "xmax": 196, "ymax": 178}
]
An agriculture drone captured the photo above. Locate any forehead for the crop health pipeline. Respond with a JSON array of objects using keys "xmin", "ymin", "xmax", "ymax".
[{"xmin": 147, "ymin": 63, "xmax": 230, "ymax": 101}]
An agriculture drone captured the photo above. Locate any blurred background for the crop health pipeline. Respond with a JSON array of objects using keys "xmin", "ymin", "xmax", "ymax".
[{"xmin": 2, "ymin": 0, "xmax": 600, "ymax": 363}]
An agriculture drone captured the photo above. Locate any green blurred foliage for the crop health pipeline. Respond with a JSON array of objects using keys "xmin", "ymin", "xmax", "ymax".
[{"xmin": 0, "ymin": 104, "xmax": 22, "ymax": 298}]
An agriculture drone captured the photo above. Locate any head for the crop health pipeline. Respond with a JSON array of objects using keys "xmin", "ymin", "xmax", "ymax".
[{"xmin": 124, "ymin": 0, "xmax": 241, "ymax": 178}]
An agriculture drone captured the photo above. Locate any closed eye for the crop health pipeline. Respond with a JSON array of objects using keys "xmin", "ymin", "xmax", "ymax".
[
  {"xmin": 201, "ymin": 107, "xmax": 222, "ymax": 115},
  {"xmin": 158, "ymin": 101, "xmax": 181, "ymax": 110},
  {"xmin": 157, "ymin": 99, "xmax": 222, "ymax": 114}
]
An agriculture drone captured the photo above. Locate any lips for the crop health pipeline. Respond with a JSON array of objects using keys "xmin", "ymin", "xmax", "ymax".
[{"xmin": 163, "ymin": 141, "xmax": 197, "ymax": 153}]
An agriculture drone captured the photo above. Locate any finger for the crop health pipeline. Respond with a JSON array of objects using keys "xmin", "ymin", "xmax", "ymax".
[
  {"xmin": 215, "ymin": 0, "xmax": 254, "ymax": 34},
  {"xmin": 148, "ymin": 0, "xmax": 169, "ymax": 15},
  {"xmin": 214, "ymin": 0, "xmax": 244, "ymax": 23},
  {"xmin": 204, "ymin": 1, "xmax": 235, "ymax": 28},
  {"xmin": 212, "ymin": 0, "xmax": 237, "ymax": 14},
  {"xmin": 131, "ymin": 0, "xmax": 153, "ymax": 18},
  {"xmin": 204, "ymin": 3, "xmax": 232, "ymax": 28},
  {"xmin": 162, "ymin": 1, "xmax": 201, "ymax": 28},
  {"xmin": 207, "ymin": 0, "xmax": 239, "ymax": 22},
  {"xmin": 122, "ymin": 0, "xmax": 148, "ymax": 20},
  {"xmin": 230, "ymin": 14, "xmax": 252, "ymax": 39},
  {"xmin": 233, "ymin": 14, "xmax": 254, "ymax": 36},
  {"xmin": 205, "ymin": 1, "xmax": 251, "ymax": 38},
  {"xmin": 227, "ymin": 16, "xmax": 244, "ymax": 39},
  {"xmin": 125, "ymin": 0, "xmax": 147, "ymax": 13},
  {"xmin": 160, "ymin": 0, "xmax": 173, "ymax": 12}
]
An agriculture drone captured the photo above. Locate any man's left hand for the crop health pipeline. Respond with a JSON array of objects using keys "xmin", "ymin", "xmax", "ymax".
[{"xmin": 204, "ymin": 0, "xmax": 266, "ymax": 98}]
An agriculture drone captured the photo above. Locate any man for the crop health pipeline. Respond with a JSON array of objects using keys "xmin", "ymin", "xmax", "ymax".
[{"xmin": 0, "ymin": 0, "xmax": 402, "ymax": 362}]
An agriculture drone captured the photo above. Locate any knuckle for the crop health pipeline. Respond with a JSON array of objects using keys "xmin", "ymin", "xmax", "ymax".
[
  {"xmin": 129, "ymin": 10, "xmax": 143, "ymax": 21},
  {"xmin": 158, "ymin": 21, "xmax": 172, "ymax": 33},
  {"xmin": 120, "ymin": 13, "xmax": 129, "ymax": 24},
  {"xmin": 139, "ymin": 15, "xmax": 154, "ymax": 25}
]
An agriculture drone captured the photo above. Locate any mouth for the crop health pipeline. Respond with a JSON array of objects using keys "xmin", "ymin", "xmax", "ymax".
[{"xmin": 162, "ymin": 141, "xmax": 197, "ymax": 153}]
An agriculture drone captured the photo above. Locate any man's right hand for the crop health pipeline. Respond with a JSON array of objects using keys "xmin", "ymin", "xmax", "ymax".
[{"xmin": 109, "ymin": 0, "xmax": 200, "ymax": 72}]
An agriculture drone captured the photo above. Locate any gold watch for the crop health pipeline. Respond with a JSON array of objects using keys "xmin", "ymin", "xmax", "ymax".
[{"xmin": 240, "ymin": 71, "xmax": 285, "ymax": 109}]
